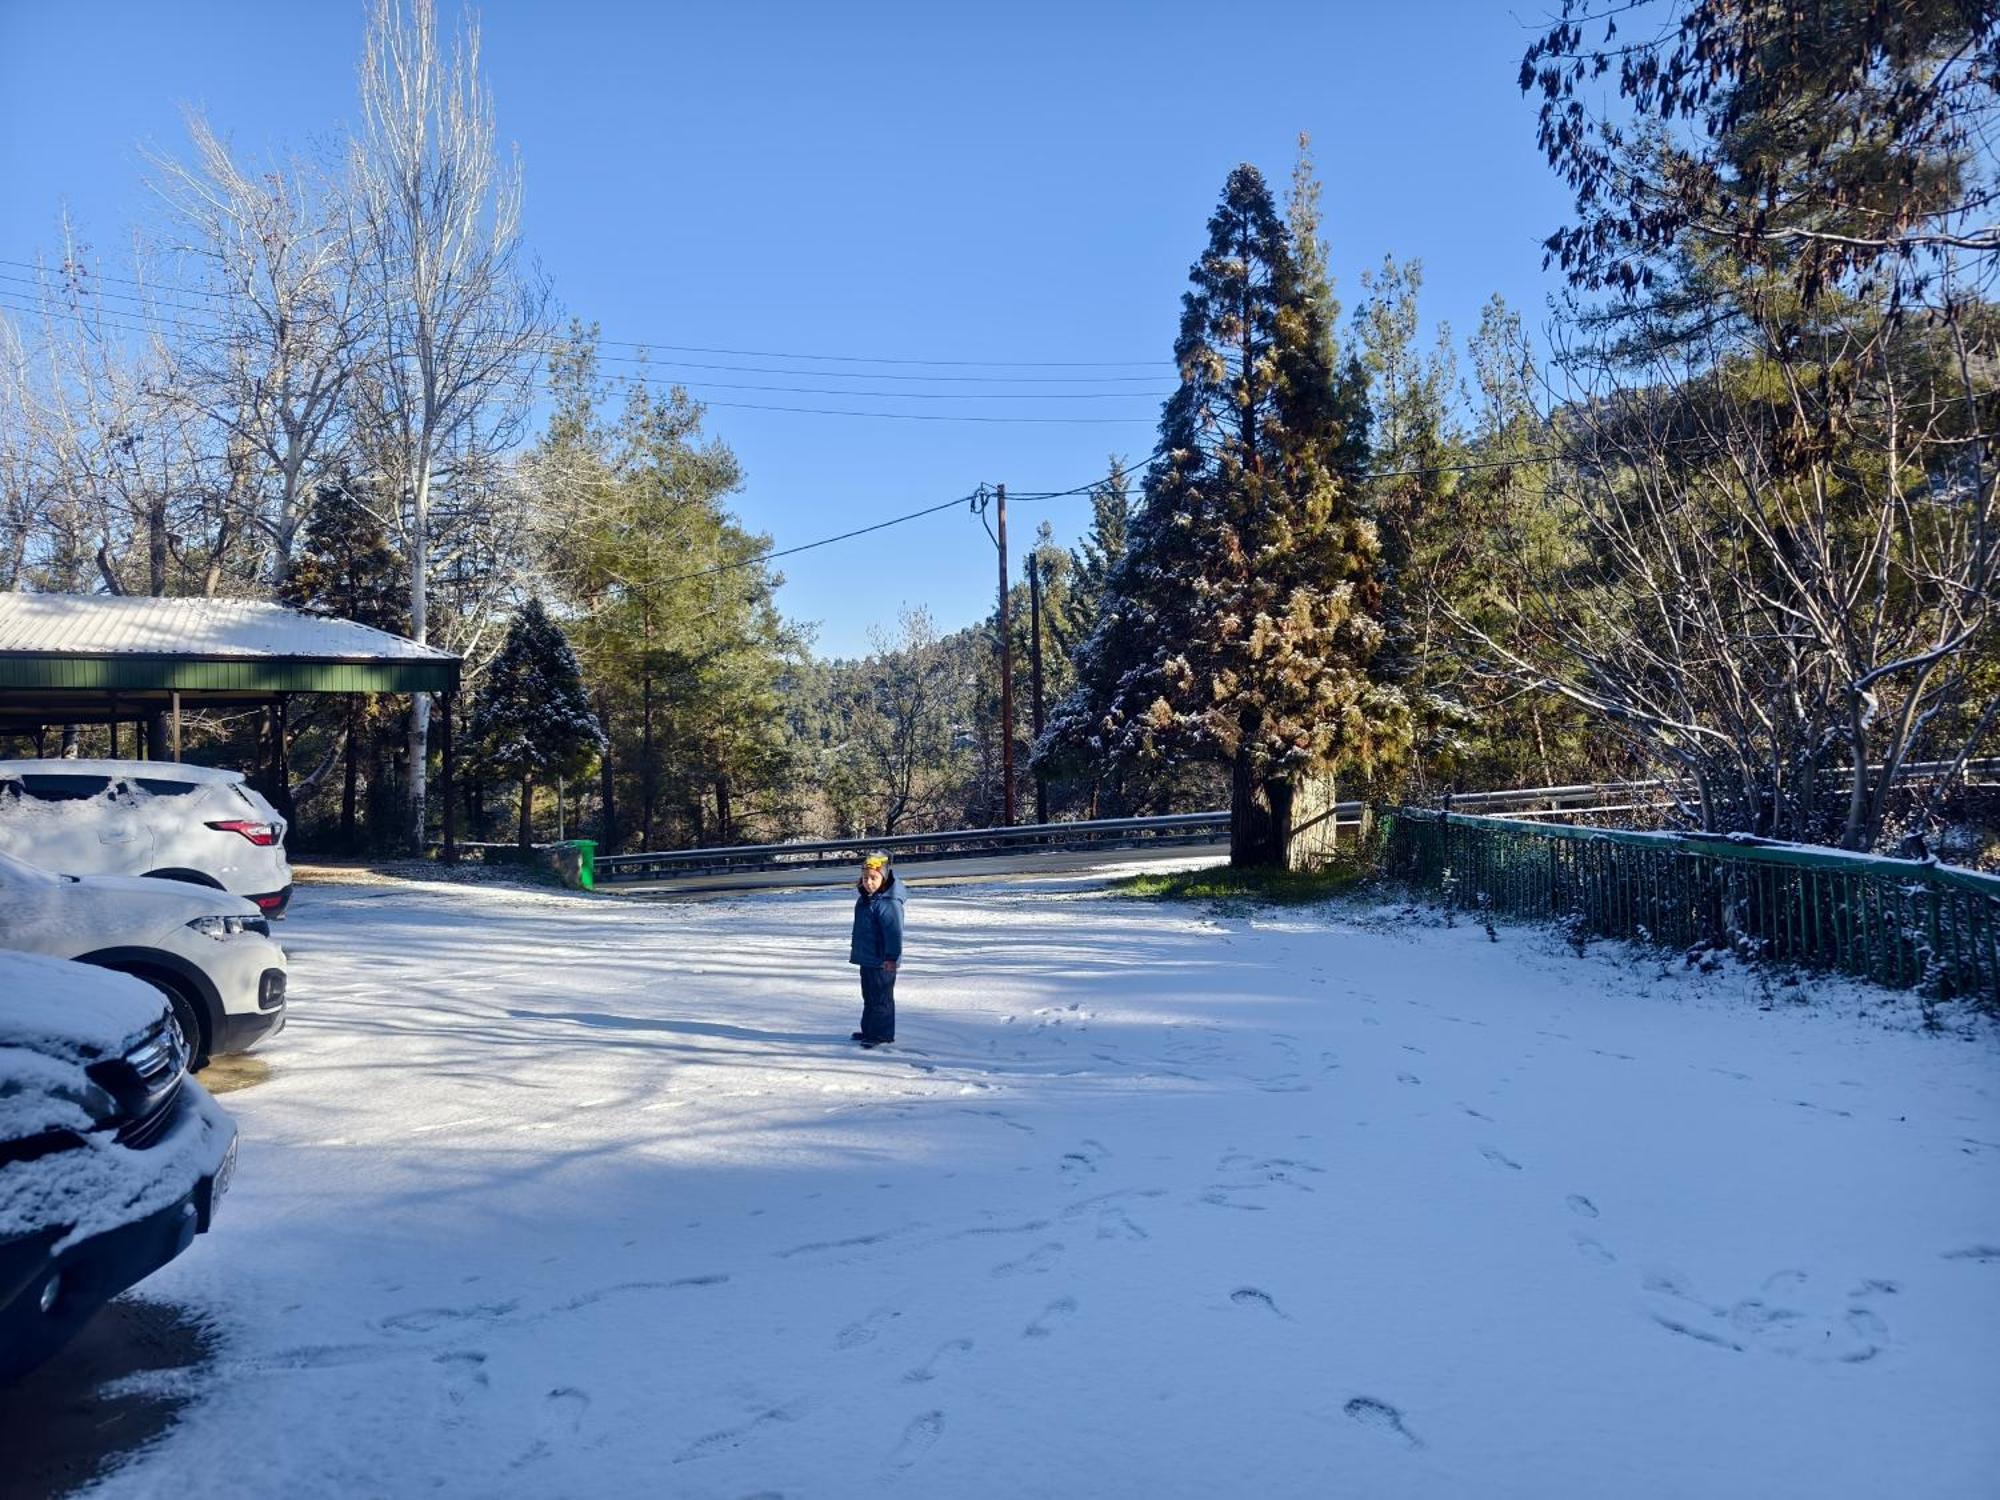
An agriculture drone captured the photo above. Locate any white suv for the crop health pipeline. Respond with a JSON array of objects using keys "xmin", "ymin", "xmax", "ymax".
[
  {"xmin": 0, "ymin": 849, "xmax": 288, "ymax": 1069},
  {"xmin": 0, "ymin": 760, "xmax": 292, "ymax": 917}
]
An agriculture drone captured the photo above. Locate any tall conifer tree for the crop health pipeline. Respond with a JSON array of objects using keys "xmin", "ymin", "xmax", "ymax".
[
  {"xmin": 281, "ymin": 482, "xmax": 411, "ymax": 849},
  {"xmin": 1042, "ymin": 164, "xmax": 1407, "ymax": 865},
  {"xmin": 470, "ymin": 597, "xmax": 604, "ymax": 850}
]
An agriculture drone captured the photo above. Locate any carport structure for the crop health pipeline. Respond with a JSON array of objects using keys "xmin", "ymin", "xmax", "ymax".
[{"xmin": 0, "ymin": 593, "xmax": 463, "ymax": 852}]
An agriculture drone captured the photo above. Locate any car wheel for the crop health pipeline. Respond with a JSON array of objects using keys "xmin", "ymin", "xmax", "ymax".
[{"xmin": 144, "ymin": 977, "xmax": 209, "ymax": 1073}]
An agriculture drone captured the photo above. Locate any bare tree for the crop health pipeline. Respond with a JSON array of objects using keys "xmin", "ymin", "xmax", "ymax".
[
  {"xmin": 1458, "ymin": 281, "xmax": 1997, "ymax": 850},
  {"xmin": 0, "ymin": 238, "xmax": 199, "ymax": 600},
  {"xmin": 351, "ymin": 0, "xmax": 552, "ymax": 848},
  {"xmin": 148, "ymin": 114, "xmax": 364, "ymax": 586}
]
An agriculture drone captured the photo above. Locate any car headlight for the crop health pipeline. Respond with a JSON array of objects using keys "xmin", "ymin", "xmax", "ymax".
[
  {"xmin": 187, "ymin": 913, "xmax": 267, "ymax": 940},
  {"xmin": 54, "ymin": 1077, "xmax": 122, "ymax": 1129}
]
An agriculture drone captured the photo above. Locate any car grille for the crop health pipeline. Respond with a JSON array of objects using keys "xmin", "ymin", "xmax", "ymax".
[{"xmin": 114, "ymin": 1021, "xmax": 187, "ymax": 1149}]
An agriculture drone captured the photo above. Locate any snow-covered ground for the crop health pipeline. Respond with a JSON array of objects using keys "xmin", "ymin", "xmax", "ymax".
[{"xmin": 79, "ymin": 873, "xmax": 2000, "ymax": 1499}]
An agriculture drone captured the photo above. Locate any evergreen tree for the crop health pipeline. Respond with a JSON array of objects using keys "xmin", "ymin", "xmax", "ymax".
[
  {"xmin": 534, "ymin": 329, "xmax": 796, "ymax": 853},
  {"xmin": 470, "ymin": 597, "xmax": 604, "ymax": 851},
  {"xmin": 1042, "ymin": 164, "xmax": 1408, "ymax": 865},
  {"xmin": 280, "ymin": 481, "xmax": 411, "ymax": 849},
  {"xmin": 1073, "ymin": 458, "xmax": 1132, "ymax": 625}
]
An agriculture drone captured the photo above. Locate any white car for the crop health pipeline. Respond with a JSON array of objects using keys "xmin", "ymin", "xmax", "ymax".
[
  {"xmin": 0, "ymin": 760, "xmax": 292, "ymax": 917},
  {"xmin": 0, "ymin": 849, "xmax": 287, "ymax": 1069},
  {"xmin": 0, "ymin": 952, "xmax": 237, "ymax": 1380}
]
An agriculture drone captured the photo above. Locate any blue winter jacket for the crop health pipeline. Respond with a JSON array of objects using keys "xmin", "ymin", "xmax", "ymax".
[{"xmin": 849, "ymin": 876, "xmax": 907, "ymax": 967}]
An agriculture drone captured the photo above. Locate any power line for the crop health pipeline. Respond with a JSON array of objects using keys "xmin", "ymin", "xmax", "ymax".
[
  {"xmin": 0, "ymin": 269, "xmax": 1175, "ymax": 386},
  {"xmin": 0, "ymin": 295, "xmax": 1162, "ymax": 424},
  {"xmin": 0, "ymin": 257, "xmax": 1169, "ymax": 370},
  {"xmin": 642, "ymin": 492, "xmax": 981, "ymax": 590}
]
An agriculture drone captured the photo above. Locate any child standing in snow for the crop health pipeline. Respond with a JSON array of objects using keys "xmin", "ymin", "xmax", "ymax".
[{"xmin": 849, "ymin": 852, "xmax": 906, "ymax": 1048}]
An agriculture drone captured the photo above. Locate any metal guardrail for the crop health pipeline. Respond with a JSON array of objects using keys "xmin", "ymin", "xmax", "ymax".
[
  {"xmin": 1432, "ymin": 758, "xmax": 2000, "ymax": 822},
  {"xmin": 593, "ymin": 811, "xmax": 1233, "ymax": 884},
  {"xmin": 589, "ymin": 757, "xmax": 2000, "ymax": 889},
  {"xmin": 1385, "ymin": 808, "xmax": 2000, "ymax": 1004}
]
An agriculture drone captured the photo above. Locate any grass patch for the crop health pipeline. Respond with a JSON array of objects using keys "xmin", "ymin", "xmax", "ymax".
[{"xmin": 1117, "ymin": 859, "xmax": 1371, "ymax": 910}]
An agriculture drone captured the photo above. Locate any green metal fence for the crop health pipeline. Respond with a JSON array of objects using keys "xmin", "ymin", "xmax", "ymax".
[{"xmin": 1384, "ymin": 809, "xmax": 2000, "ymax": 1005}]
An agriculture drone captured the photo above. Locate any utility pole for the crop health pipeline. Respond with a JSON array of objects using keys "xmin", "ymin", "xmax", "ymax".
[
  {"xmin": 1028, "ymin": 547, "xmax": 1048, "ymax": 825},
  {"xmin": 996, "ymin": 483, "xmax": 1015, "ymax": 826}
]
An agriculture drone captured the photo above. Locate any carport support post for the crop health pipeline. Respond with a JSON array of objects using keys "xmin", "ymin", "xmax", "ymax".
[
  {"xmin": 440, "ymin": 690, "xmax": 458, "ymax": 864},
  {"xmin": 171, "ymin": 692, "xmax": 182, "ymax": 762},
  {"xmin": 268, "ymin": 696, "xmax": 290, "ymax": 787}
]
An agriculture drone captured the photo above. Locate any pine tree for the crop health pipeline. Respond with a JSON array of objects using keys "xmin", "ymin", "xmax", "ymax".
[
  {"xmin": 1074, "ymin": 458, "xmax": 1132, "ymax": 623},
  {"xmin": 470, "ymin": 597, "xmax": 604, "ymax": 850},
  {"xmin": 1041, "ymin": 164, "xmax": 1408, "ymax": 866},
  {"xmin": 280, "ymin": 482, "xmax": 411, "ymax": 849}
]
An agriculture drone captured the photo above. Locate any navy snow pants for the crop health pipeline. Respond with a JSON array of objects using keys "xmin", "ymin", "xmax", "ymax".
[{"xmin": 858, "ymin": 965, "xmax": 896, "ymax": 1044}]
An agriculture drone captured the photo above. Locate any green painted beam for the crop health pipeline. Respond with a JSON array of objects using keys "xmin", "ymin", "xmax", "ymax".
[{"xmin": 0, "ymin": 653, "xmax": 459, "ymax": 695}]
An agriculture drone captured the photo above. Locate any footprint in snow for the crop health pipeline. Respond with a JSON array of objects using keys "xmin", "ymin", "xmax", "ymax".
[
  {"xmin": 435, "ymin": 1350, "xmax": 489, "ymax": 1413},
  {"xmin": 1344, "ymin": 1396, "xmax": 1423, "ymax": 1449},
  {"xmin": 378, "ymin": 1299, "xmax": 520, "ymax": 1335},
  {"xmin": 836, "ymin": 1306, "xmax": 904, "ymax": 1349},
  {"xmin": 1572, "ymin": 1234, "xmax": 1616, "ymax": 1264},
  {"xmin": 1565, "ymin": 1194, "xmax": 1599, "ymax": 1219},
  {"xmin": 1199, "ymin": 1188, "xmax": 1270, "ymax": 1212},
  {"xmin": 671, "ymin": 1399, "xmax": 813, "ymax": 1464},
  {"xmin": 887, "ymin": 1410, "xmax": 945, "ymax": 1473},
  {"xmin": 903, "ymin": 1339, "xmax": 973, "ymax": 1384},
  {"xmin": 1231, "ymin": 1287, "xmax": 1289, "ymax": 1319},
  {"xmin": 512, "ymin": 1387, "xmax": 592, "ymax": 1469},
  {"xmin": 1479, "ymin": 1147, "xmax": 1523, "ymax": 1171},
  {"xmin": 1096, "ymin": 1208, "xmax": 1150, "ymax": 1241},
  {"xmin": 1942, "ymin": 1245, "xmax": 2000, "ymax": 1262},
  {"xmin": 1645, "ymin": 1269, "xmax": 1887, "ymax": 1362},
  {"xmin": 1396, "ymin": 1072, "xmax": 1422, "ymax": 1086},
  {"xmin": 1024, "ymin": 1296, "xmax": 1078, "ymax": 1338},
  {"xmin": 990, "ymin": 1242, "xmax": 1065, "ymax": 1278}
]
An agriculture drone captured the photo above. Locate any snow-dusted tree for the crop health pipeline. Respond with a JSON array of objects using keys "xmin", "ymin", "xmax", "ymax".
[
  {"xmin": 470, "ymin": 597, "xmax": 602, "ymax": 851},
  {"xmin": 281, "ymin": 481, "xmax": 410, "ymax": 848},
  {"xmin": 0, "ymin": 240, "xmax": 216, "ymax": 611},
  {"xmin": 352, "ymin": 0, "xmax": 554, "ymax": 850},
  {"xmin": 149, "ymin": 115, "xmax": 363, "ymax": 585},
  {"xmin": 857, "ymin": 607, "xmax": 963, "ymax": 835},
  {"xmin": 1041, "ymin": 165, "xmax": 1408, "ymax": 866},
  {"xmin": 1460, "ymin": 286, "xmax": 2000, "ymax": 849}
]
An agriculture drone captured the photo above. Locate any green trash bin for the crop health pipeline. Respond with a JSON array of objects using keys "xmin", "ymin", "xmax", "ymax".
[{"xmin": 551, "ymin": 838, "xmax": 596, "ymax": 891}]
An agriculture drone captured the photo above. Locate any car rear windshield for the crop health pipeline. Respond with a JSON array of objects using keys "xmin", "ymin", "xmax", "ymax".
[
  {"xmin": 132, "ymin": 777, "xmax": 202, "ymax": 797},
  {"xmin": 19, "ymin": 774, "xmax": 113, "ymax": 802}
]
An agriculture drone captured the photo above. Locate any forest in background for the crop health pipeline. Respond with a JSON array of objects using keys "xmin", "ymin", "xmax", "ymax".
[{"xmin": 2, "ymin": 0, "xmax": 1995, "ymax": 867}]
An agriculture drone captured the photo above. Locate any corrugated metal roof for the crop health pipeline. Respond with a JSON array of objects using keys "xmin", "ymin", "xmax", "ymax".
[{"xmin": 0, "ymin": 594, "xmax": 457, "ymax": 664}]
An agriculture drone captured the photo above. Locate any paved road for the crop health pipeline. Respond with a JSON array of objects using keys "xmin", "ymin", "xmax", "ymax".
[{"xmin": 602, "ymin": 839, "xmax": 1230, "ymax": 898}]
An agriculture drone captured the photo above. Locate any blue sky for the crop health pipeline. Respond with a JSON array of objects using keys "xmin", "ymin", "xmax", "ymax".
[{"xmin": 0, "ymin": 0, "xmax": 1575, "ymax": 657}]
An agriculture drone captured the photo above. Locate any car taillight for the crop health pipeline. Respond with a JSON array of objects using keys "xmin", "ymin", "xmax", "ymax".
[
  {"xmin": 252, "ymin": 891, "xmax": 285, "ymax": 911},
  {"xmin": 207, "ymin": 819, "xmax": 278, "ymax": 846}
]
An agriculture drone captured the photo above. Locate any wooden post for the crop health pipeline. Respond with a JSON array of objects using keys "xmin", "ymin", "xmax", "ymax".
[
  {"xmin": 269, "ymin": 697, "xmax": 290, "ymax": 787},
  {"xmin": 996, "ymin": 483, "xmax": 1014, "ymax": 827},
  {"xmin": 440, "ymin": 689, "xmax": 458, "ymax": 863},
  {"xmin": 170, "ymin": 691, "xmax": 182, "ymax": 762}
]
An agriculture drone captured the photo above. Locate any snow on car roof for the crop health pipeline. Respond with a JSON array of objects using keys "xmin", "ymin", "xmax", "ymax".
[
  {"xmin": 0, "ymin": 758, "xmax": 246, "ymax": 784},
  {"xmin": 0, "ymin": 950, "xmax": 164, "ymax": 1062},
  {"xmin": 0, "ymin": 593, "xmax": 455, "ymax": 663}
]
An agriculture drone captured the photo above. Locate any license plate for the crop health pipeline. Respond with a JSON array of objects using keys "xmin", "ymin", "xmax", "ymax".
[{"xmin": 211, "ymin": 1136, "xmax": 239, "ymax": 1218}]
